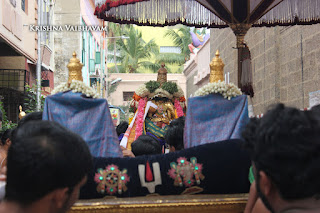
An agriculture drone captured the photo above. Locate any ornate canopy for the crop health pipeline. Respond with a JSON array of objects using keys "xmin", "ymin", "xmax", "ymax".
[
  {"xmin": 94, "ymin": 0, "xmax": 320, "ymax": 91},
  {"xmin": 94, "ymin": 0, "xmax": 320, "ymax": 29}
]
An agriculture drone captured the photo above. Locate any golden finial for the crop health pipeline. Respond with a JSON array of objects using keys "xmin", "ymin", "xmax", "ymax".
[
  {"xmin": 157, "ymin": 62, "xmax": 167, "ymax": 86},
  {"xmin": 18, "ymin": 105, "xmax": 26, "ymax": 120},
  {"xmin": 209, "ymin": 50, "xmax": 225, "ymax": 83},
  {"xmin": 67, "ymin": 52, "xmax": 83, "ymax": 84}
]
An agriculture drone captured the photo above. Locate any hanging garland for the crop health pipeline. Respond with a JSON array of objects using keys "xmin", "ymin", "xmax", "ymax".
[
  {"xmin": 52, "ymin": 80, "xmax": 99, "ymax": 98},
  {"xmin": 135, "ymin": 81, "xmax": 184, "ymax": 100},
  {"xmin": 194, "ymin": 81, "xmax": 242, "ymax": 100},
  {"xmin": 145, "ymin": 81, "xmax": 160, "ymax": 93},
  {"xmin": 162, "ymin": 82, "xmax": 178, "ymax": 94}
]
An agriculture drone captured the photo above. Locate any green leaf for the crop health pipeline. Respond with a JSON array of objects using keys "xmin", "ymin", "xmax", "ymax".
[
  {"xmin": 145, "ymin": 81, "xmax": 160, "ymax": 93},
  {"xmin": 161, "ymin": 81, "xmax": 178, "ymax": 94}
]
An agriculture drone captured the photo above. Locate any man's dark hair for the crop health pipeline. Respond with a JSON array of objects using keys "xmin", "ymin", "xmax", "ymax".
[
  {"xmin": 5, "ymin": 120, "xmax": 93, "ymax": 206},
  {"xmin": 10, "ymin": 111, "xmax": 43, "ymax": 142},
  {"xmin": 131, "ymin": 135, "xmax": 162, "ymax": 156},
  {"xmin": 18, "ymin": 111, "xmax": 43, "ymax": 127},
  {"xmin": 0, "ymin": 128, "xmax": 12, "ymax": 145},
  {"xmin": 242, "ymin": 103, "xmax": 320, "ymax": 200},
  {"xmin": 311, "ymin": 104, "xmax": 320, "ymax": 114},
  {"xmin": 116, "ymin": 121, "xmax": 128, "ymax": 136},
  {"xmin": 165, "ymin": 116, "xmax": 185, "ymax": 151}
]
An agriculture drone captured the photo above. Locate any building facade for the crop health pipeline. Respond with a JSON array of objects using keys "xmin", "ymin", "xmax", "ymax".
[
  {"xmin": 0, "ymin": 0, "xmax": 54, "ymax": 122},
  {"xmin": 53, "ymin": 0, "xmax": 106, "ymax": 97},
  {"xmin": 205, "ymin": 24, "xmax": 320, "ymax": 116}
]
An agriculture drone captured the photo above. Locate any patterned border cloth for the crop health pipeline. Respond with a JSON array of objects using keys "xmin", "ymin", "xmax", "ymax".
[
  {"xmin": 42, "ymin": 91, "xmax": 123, "ymax": 157},
  {"xmin": 184, "ymin": 94, "xmax": 249, "ymax": 148}
]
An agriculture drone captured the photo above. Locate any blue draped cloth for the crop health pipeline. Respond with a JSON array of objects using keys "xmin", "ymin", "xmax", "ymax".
[
  {"xmin": 42, "ymin": 91, "xmax": 123, "ymax": 158},
  {"xmin": 184, "ymin": 94, "xmax": 249, "ymax": 148}
]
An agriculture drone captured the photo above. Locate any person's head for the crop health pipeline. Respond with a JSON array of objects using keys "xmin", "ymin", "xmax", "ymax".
[
  {"xmin": 165, "ymin": 116, "xmax": 185, "ymax": 152},
  {"xmin": 18, "ymin": 111, "xmax": 43, "ymax": 127},
  {"xmin": 116, "ymin": 121, "xmax": 128, "ymax": 137},
  {"xmin": 10, "ymin": 111, "xmax": 43, "ymax": 143},
  {"xmin": 0, "ymin": 129, "xmax": 12, "ymax": 147},
  {"xmin": 5, "ymin": 120, "xmax": 92, "ymax": 212},
  {"xmin": 311, "ymin": 104, "xmax": 320, "ymax": 114},
  {"xmin": 242, "ymin": 104, "xmax": 320, "ymax": 212},
  {"xmin": 131, "ymin": 135, "xmax": 162, "ymax": 156}
]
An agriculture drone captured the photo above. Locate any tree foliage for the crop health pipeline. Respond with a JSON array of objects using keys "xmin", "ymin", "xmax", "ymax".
[
  {"xmin": 0, "ymin": 101, "xmax": 17, "ymax": 131},
  {"xmin": 164, "ymin": 26, "xmax": 192, "ymax": 61},
  {"xmin": 114, "ymin": 26, "xmax": 160, "ymax": 73},
  {"xmin": 107, "ymin": 24, "xmax": 192, "ymax": 73},
  {"xmin": 24, "ymin": 84, "xmax": 45, "ymax": 113}
]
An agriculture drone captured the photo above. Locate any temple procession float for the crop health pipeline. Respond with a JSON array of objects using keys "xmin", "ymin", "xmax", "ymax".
[{"xmin": 29, "ymin": 51, "xmax": 250, "ymax": 212}]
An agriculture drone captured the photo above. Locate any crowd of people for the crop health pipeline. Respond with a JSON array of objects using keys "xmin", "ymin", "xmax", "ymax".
[{"xmin": 0, "ymin": 103, "xmax": 319, "ymax": 213}]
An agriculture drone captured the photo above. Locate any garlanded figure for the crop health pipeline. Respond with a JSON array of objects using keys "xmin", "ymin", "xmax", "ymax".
[{"xmin": 120, "ymin": 63, "xmax": 186, "ymax": 151}]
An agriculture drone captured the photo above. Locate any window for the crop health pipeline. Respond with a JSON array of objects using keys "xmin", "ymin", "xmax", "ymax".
[
  {"xmin": 123, "ymin": 92, "xmax": 134, "ymax": 101},
  {"xmin": 160, "ymin": 46, "xmax": 181, "ymax": 54},
  {"xmin": 21, "ymin": 0, "xmax": 25, "ymax": 11},
  {"xmin": 21, "ymin": 0, "xmax": 28, "ymax": 14},
  {"xmin": 41, "ymin": 1, "xmax": 50, "ymax": 44}
]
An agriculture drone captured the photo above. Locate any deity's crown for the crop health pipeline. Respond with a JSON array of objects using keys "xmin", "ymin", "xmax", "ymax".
[
  {"xmin": 209, "ymin": 50, "xmax": 225, "ymax": 83},
  {"xmin": 67, "ymin": 52, "xmax": 83, "ymax": 84}
]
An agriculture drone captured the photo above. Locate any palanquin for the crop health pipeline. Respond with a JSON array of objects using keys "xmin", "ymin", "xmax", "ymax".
[
  {"xmin": 70, "ymin": 193, "xmax": 248, "ymax": 213},
  {"xmin": 72, "ymin": 140, "xmax": 251, "ymax": 213}
]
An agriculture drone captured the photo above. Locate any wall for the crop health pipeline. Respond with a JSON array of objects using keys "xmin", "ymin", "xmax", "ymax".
[
  {"xmin": 183, "ymin": 39, "xmax": 211, "ymax": 98},
  {"xmin": 53, "ymin": 0, "xmax": 81, "ymax": 86},
  {"xmin": 109, "ymin": 73, "xmax": 186, "ymax": 106},
  {"xmin": 80, "ymin": 0, "xmax": 105, "ymax": 86},
  {"xmin": 209, "ymin": 24, "xmax": 320, "ymax": 115},
  {"xmin": 184, "ymin": 54, "xmax": 198, "ymax": 98}
]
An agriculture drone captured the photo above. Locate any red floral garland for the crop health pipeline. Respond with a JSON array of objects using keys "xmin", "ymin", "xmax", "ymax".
[
  {"xmin": 174, "ymin": 99, "xmax": 184, "ymax": 118},
  {"xmin": 134, "ymin": 97, "xmax": 147, "ymax": 140}
]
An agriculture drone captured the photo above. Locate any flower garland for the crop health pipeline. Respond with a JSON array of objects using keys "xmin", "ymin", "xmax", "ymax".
[
  {"xmin": 194, "ymin": 81, "xmax": 242, "ymax": 100},
  {"xmin": 174, "ymin": 99, "xmax": 184, "ymax": 118},
  {"xmin": 134, "ymin": 98, "xmax": 147, "ymax": 140},
  {"xmin": 52, "ymin": 80, "xmax": 99, "ymax": 98},
  {"xmin": 135, "ymin": 81, "xmax": 184, "ymax": 100},
  {"xmin": 174, "ymin": 87, "xmax": 185, "ymax": 99},
  {"xmin": 128, "ymin": 112, "xmax": 135, "ymax": 125},
  {"xmin": 151, "ymin": 88, "xmax": 173, "ymax": 100},
  {"xmin": 135, "ymin": 84, "xmax": 150, "ymax": 97}
]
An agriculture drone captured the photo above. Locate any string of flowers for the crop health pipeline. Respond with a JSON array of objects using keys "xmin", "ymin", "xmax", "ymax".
[
  {"xmin": 134, "ymin": 97, "xmax": 147, "ymax": 140},
  {"xmin": 52, "ymin": 80, "xmax": 99, "ymax": 98},
  {"xmin": 151, "ymin": 88, "xmax": 173, "ymax": 99},
  {"xmin": 135, "ymin": 81, "xmax": 185, "ymax": 99},
  {"xmin": 135, "ymin": 84, "xmax": 150, "ymax": 97},
  {"xmin": 174, "ymin": 87, "xmax": 185, "ymax": 99},
  {"xmin": 194, "ymin": 81, "xmax": 242, "ymax": 100},
  {"xmin": 174, "ymin": 99, "xmax": 184, "ymax": 118}
]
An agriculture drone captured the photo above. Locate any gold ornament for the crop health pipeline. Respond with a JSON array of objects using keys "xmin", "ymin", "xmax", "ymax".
[
  {"xmin": 157, "ymin": 63, "xmax": 167, "ymax": 86},
  {"xmin": 18, "ymin": 105, "xmax": 26, "ymax": 120},
  {"xmin": 67, "ymin": 52, "xmax": 83, "ymax": 84},
  {"xmin": 209, "ymin": 50, "xmax": 225, "ymax": 83}
]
